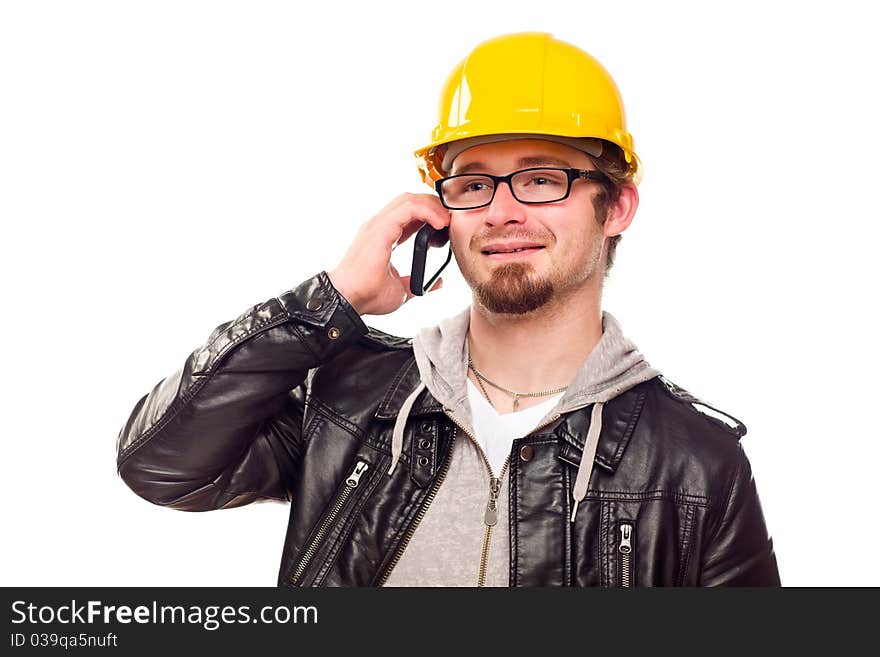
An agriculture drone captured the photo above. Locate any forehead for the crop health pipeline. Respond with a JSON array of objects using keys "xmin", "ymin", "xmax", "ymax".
[{"xmin": 450, "ymin": 139, "xmax": 593, "ymax": 175}]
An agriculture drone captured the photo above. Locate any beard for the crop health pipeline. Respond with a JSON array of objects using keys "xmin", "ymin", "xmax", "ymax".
[
  {"xmin": 454, "ymin": 228, "xmax": 606, "ymax": 316},
  {"xmin": 471, "ymin": 261, "xmax": 554, "ymax": 314}
]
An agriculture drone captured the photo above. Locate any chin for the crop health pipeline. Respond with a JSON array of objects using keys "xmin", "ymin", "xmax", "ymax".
[{"xmin": 471, "ymin": 264, "xmax": 555, "ymax": 314}]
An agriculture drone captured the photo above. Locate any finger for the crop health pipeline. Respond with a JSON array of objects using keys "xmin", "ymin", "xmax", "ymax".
[
  {"xmin": 391, "ymin": 195, "xmax": 451, "ymax": 232},
  {"xmin": 395, "ymin": 218, "xmax": 430, "ymax": 248},
  {"xmin": 377, "ymin": 195, "xmax": 451, "ymax": 252}
]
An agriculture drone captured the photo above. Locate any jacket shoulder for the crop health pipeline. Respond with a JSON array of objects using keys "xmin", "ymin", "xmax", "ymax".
[
  {"xmin": 650, "ymin": 375, "xmax": 747, "ymax": 440},
  {"xmin": 628, "ymin": 377, "xmax": 752, "ymax": 507}
]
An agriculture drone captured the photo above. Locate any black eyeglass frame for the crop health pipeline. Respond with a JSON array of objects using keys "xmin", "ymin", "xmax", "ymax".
[{"xmin": 434, "ymin": 167, "xmax": 613, "ymax": 210}]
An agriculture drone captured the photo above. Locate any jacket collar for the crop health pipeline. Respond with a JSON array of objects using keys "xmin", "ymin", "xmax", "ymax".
[
  {"xmin": 375, "ymin": 357, "xmax": 444, "ymax": 419},
  {"xmin": 375, "ymin": 356, "xmax": 650, "ymax": 474},
  {"xmin": 555, "ymin": 382, "xmax": 648, "ymax": 474}
]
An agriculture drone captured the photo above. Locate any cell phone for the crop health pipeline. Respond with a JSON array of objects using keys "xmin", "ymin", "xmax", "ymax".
[{"xmin": 410, "ymin": 224, "xmax": 451, "ymax": 296}]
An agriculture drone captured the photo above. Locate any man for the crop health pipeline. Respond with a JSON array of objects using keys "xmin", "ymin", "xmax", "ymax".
[{"xmin": 117, "ymin": 32, "xmax": 780, "ymax": 586}]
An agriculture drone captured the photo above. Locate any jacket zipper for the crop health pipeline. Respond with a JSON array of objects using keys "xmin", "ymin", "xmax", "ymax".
[
  {"xmin": 375, "ymin": 428, "xmax": 456, "ymax": 586},
  {"xmin": 289, "ymin": 459, "xmax": 370, "ymax": 585},
  {"xmin": 618, "ymin": 521, "xmax": 633, "ymax": 588},
  {"xmin": 479, "ymin": 457, "xmax": 510, "ymax": 587},
  {"xmin": 445, "ymin": 411, "xmax": 561, "ymax": 587}
]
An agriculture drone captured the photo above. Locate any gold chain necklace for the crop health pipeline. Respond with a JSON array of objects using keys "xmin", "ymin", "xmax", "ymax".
[{"xmin": 467, "ymin": 356, "xmax": 568, "ymax": 412}]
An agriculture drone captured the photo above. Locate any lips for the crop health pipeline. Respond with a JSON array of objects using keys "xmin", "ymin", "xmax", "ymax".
[{"xmin": 480, "ymin": 242, "xmax": 545, "ymax": 255}]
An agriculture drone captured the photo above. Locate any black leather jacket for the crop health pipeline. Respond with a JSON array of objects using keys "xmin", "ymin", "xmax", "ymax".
[{"xmin": 117, "ymin": 271, "xmax": 780, "ymax": 586}]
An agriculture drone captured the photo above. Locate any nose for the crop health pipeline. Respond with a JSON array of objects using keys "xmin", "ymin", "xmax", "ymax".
[{"xmin": 484, "ymin": 179, "xmax": 527, "ymax": 227}]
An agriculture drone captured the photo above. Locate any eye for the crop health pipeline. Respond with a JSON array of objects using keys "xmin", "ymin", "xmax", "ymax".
[
  {"xmin": 524, "ymin": 175, "xmax": 563, "ymax": 186},
  {"xmin": 452, "ymin": 177, "xmax": 494, "ymax": 197}
]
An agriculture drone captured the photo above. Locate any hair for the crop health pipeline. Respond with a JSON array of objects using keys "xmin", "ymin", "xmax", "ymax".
[{"xmin": 589, "ymin": 142, "xmax": 635, "ymax": 276}]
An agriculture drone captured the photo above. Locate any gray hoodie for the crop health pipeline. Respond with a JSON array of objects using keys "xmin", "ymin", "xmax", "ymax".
[{"xmin": 382, "ymin": 307, "xmax": 660, "ymax": 586}]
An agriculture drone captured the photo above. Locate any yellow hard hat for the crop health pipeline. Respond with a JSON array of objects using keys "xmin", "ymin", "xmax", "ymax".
[{"xmin": 414, "ymin": 32, "xmax": 641, "ymax": 185}]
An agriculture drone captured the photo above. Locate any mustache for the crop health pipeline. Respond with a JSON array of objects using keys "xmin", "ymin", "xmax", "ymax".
[{"xmin": 469, "ymin": 232, "xmax": 550, "ymax": 248}]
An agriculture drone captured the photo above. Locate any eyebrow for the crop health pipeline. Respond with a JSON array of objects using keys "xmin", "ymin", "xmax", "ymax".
[{"xmin": 453, "ymin": 156, "xmax": 574, "ymax": 175}]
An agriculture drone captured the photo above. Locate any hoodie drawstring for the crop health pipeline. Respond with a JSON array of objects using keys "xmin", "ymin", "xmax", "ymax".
[
  {"xmin": 388, "ymin": 381, "xmax": 427, "ymax": 476},
  {"xmin": 570, "ymin": 401, "xmax": 604, "ymax": 522}
]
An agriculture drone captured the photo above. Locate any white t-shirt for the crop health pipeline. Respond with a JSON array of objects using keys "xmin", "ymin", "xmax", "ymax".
[{"xmin": 466, "ymin": 378, "xmax": 563, "ymax": 476}]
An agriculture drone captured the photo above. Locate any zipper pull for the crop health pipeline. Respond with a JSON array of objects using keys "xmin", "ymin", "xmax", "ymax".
[
  {"xmin": 346, "ymin": 461, "xmax": 369, "ymax": 488},
  {"xmin": 618, "ymin": 523, "xmax": 632, "ymax": 554},
  {"xmin": 484, "ymin": 477, "xmax": 501, "ymax": 526}
]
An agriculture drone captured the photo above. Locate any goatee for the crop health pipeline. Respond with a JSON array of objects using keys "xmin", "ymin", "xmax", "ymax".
[{"xmin": 473, "ymin": 262, "xmax": 554, "ymax": 314}]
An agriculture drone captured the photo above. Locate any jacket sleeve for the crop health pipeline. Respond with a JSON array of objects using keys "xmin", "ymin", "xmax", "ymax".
[
  {"xmin": 116, "ymin": 271, "xmax": 369, "ymax": 511},
  {"xmin": 699, "ymin": 445, "xmax": 781, "ymax": 586}
]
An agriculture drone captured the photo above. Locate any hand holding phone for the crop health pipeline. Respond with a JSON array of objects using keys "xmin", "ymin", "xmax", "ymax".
[
  {"xmin": 328, "ymin": 193, "xmax": 450, "ymax": 316},
  {"xmin": 410, "ymin": 225, "xmax": 451, "ymax": 297}
]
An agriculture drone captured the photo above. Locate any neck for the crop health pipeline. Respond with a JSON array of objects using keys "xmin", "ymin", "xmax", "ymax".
[{"xmin": 467, "ymin": 282, "xmax": 604, "ymax": 395}]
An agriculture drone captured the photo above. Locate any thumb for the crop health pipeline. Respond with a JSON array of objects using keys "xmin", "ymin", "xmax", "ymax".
[{"xmin": 398, "ymin": 275, "xmax": 417, "ymax": 303}]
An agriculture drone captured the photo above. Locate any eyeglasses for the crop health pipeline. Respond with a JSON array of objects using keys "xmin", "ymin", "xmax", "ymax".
[{"xmin": 435, "ymin": 167, "xmax": 612, "ymax": 210}]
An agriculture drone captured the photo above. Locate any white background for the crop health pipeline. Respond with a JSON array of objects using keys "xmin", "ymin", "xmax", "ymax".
[{"xmin": 2, "ymin": 0, "xmax": 878, "ymax": 586}]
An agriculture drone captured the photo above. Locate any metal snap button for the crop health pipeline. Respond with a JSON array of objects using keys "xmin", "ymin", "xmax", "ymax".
[
  {"xmin": 419, "ymin": 439, "xmax": 432, "ymax": 449},
  {"xmin": 421, "ymin": 421, "xmax": 432, "ymax": 432},
  {"xmin": 328, "ymin": 327, "xmax": 341, "ymax": 339},
  {"xmin": 519, "ymin": 445, "xmax": 534, "ymax": 462},
  {"xmin": 418, "ymin": 456, "xmax": 429, "ymax": 466},
  {"xmin": 306, "ymin": 297, "xmax": 324, "ymax": 311}
]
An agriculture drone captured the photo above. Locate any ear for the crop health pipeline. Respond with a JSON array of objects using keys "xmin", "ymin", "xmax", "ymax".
[{"xmin": 603, "ymin": 183, "xmax": 638, "ymax": 237}]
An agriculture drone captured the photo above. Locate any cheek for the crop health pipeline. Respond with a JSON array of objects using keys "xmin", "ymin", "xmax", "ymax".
[
  {"xmin": 447, "ymin": 216, "xmax": 472, "ymax": 251},
  {"xmin": 551, "ymin": 217, "xmax": 597, "ymax": 257}
]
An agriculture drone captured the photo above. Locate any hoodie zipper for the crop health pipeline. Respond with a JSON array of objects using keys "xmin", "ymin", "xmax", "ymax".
[
  {"xmin": 289, "ymin": 459, "xmax": 370, "ymax": 585},
  {"xmin": 375, "ymin": 428, "xmax": 456, "ymax": 586},
  {"xmin": 618, "ymin": 521, "xmax": 634, "ymax": 588},
  {"xmin": 479, "ymin": 457, "xmax": 510, "ymax": 587},
  {"xmin": 445, "ymin": 410, "xmax": 561, "ymax": 587}
]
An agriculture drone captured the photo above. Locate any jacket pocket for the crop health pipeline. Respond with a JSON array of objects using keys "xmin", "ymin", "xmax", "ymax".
[
  {"xmin": 593, "ymin": 499, "xmax": 700, "ymax": 587},
  {"xmin": 288, "ymin": 456, "xmax": 374, "ymax": 586}
]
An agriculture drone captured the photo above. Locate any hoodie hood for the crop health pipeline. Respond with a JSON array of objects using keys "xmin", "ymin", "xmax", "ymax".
[{"xmin": 387, "ymin": 307, "xmax": 660, "ymax": 520}]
